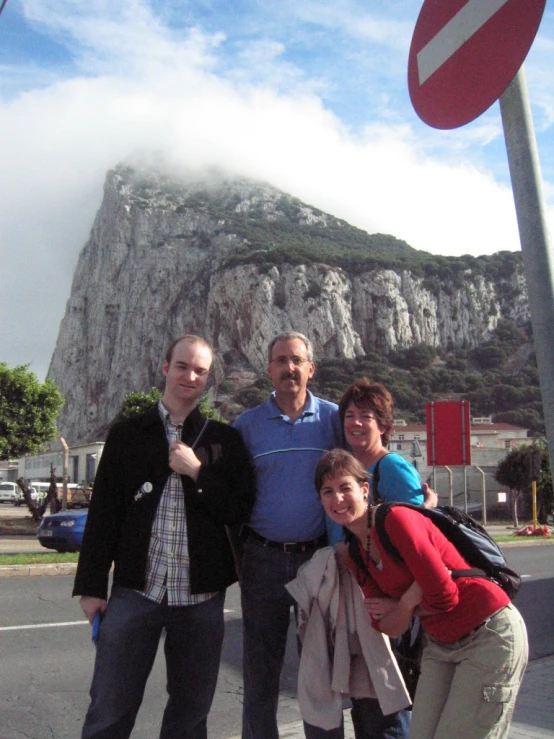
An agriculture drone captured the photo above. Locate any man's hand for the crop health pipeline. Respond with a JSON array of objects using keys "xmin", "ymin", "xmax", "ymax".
[
  {"xmin": 422, "ymin": 483, "xmax": 438, "ymax": 509},
  {"xmin": 169, "ymin": 440, "xmax": 202, "ymax": 481},
  {"xmin": 80, "ymin": 596, "xmax": 107, "ymax": 625}
]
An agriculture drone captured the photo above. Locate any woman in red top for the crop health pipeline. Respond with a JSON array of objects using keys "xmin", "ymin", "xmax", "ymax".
[{"xmin": 315, "ymin": 449, "xmax": 528, "ymax": 739}]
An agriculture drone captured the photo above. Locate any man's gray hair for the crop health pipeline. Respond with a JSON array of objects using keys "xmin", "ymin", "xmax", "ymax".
[{"xmin": 267, "ymin": 332, "xmax": 314, "ymax": 362}]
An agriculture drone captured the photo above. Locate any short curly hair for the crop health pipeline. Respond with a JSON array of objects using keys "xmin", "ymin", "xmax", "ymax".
[{"xmin": 338, "ymin": 380, "xmax": 394, "ymax": 445}]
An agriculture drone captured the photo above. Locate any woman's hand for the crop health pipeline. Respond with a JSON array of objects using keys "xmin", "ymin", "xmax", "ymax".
[
  {"xmin": 400, "ymin": 580, "xmax": 423, "ymax": 611},
  {"xmin": 368, "ymin": 585, "xmax": 421, "ymax": 637},
  {"xmin": 422, "ymin": 483, "xmax": 438, "ymax": 509},
  {"xmin": 364, "ymin": 596, "xmax": 397, "ymax": 621}
]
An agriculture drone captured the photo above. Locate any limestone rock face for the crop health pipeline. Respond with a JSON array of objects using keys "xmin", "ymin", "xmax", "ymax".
[
  {"xmin": 207, "ymin": 263, "xmax": 364, "ymax": 368},
  {"xmin": 48, "ymin": 163, "xmax": 529, "ymax": 444}
]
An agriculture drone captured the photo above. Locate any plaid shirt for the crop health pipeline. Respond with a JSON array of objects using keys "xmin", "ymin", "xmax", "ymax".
[{"xmin": 140, "ymin": 402, "xmax": 217, "ymax": 606}]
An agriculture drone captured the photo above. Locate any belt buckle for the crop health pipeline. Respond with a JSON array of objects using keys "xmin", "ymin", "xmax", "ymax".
[{"xmin": 283, "ymin": 542, "xmax": 297, "ymax": 553}]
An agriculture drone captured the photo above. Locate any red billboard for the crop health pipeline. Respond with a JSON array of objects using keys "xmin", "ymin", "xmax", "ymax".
[{"xmin": 426, "ymin": 400, "xmax": 471, "ymax": 466}]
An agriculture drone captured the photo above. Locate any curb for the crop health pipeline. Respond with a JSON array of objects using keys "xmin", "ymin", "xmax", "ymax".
[
  {"xmin": 0, "ymin": 535, "xmax": 552, "ymax": 578},
  {"xmin": 0, "ymin": 563, "xmax": 78, "ymax": 578}
]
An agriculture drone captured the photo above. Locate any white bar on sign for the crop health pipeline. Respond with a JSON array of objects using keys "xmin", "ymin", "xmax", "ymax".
[{"xmin": 417, "ymin": 0, "xmax": 510, "ymax": 85}]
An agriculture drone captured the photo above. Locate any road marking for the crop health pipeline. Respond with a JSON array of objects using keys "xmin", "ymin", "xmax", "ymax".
[
  {"xmin": 417, "ymin": 0, "xmax": 510, "ymax": 85},
  {"xmin": 0, "ymin": 620, "xmax": 88, "ymax": 632},
  {"xmin": 2, "ymin": 611, "xmax": 236, "ymax": 632}
]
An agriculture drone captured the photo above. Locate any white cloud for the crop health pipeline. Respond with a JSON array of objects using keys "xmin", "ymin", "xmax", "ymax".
[{"xmin": 2, "ymin": 0, "xmax": 553, "ymax": 380}]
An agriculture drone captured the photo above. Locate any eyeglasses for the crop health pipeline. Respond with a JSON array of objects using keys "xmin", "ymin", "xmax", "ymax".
[{"xmin": 269, "ymin": 356, "xmax": 311, "ymax": 367}]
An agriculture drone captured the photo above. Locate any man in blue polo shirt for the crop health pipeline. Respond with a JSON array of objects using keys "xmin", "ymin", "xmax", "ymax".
[{"xmin": 234, "ymin": 331, "xmax": 343, "ymax": 739}]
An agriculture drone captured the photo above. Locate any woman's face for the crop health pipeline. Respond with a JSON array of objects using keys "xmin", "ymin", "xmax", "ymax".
[
  {"xmin": 319, "ymin": 471, "xmax": 369, "ymax": 527},
  {"xmin": 343, "ymin": 402, "xmax": 384, "ymax": 456}
]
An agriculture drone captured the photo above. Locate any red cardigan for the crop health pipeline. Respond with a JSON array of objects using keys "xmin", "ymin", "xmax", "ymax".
[{"xmin": 349, "ymin": 506, "xmax": 509, "ymax": 643}]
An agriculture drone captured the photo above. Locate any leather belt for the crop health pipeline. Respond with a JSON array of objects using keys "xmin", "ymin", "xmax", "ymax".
[{"xmin": 244, "ymin": 527, "xmax": 327, "ymax": 554}]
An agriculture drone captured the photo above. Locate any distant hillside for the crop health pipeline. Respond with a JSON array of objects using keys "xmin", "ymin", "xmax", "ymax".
[{"xmin": 48, "ymin": 161, "xmax": 534, "ymax": 444}]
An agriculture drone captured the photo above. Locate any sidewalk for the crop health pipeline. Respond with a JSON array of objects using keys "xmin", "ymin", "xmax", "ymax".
[{"xmin": 227, "ymin": 655, "xmax": 554, "ymax": 739}]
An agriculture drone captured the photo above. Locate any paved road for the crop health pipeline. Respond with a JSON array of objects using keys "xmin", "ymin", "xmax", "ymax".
[
  {"xmin": 0, "ymin": 546, "xmax": 552, "ymax": 738},
  {"xmin": 0, "ymin": 535, "xmax": 43, "ymax": 554},
  {"xmin": 0, "ymin": 578, "xmax": 303, "ymax": 739}
]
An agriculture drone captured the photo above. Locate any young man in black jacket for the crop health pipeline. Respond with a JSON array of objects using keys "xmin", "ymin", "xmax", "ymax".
[{"xmin": 74, "ymin": 335, "xmax": 256, "ymax": 739}]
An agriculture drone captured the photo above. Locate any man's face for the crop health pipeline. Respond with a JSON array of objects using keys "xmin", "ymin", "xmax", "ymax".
[
  {"xmin": 162, "ymin": 340, "xmax": 212, "ymax": 406},
  {"xmin": 267, "ymin": 338, "xmax": 315, "ymax": 398}
]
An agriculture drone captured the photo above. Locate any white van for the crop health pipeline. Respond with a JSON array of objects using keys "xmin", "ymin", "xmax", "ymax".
[
  {"xmin": 29, "ymin": 481, "xmax": 51, "ymax": 503},
  {"xmin": 0, "ymin": 482, "xmax": 18, "ymax": 504}
]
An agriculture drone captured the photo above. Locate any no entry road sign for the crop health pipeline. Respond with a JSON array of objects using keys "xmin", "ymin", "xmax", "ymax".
[{"xmin": 408, "ymin": 0, "xmax": 546, "ymax": 129}]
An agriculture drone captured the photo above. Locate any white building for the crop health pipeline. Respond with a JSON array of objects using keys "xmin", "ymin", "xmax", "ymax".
[
  {"xmin": 0, "ymin": 461, "xmax": 19, "ymax": 482},
  {"xmin": 389, "ymin": 417, "xmax": 531, "ymax": 468},
  {"xmin": 17, "ymin": 442, "xmax": 105, "ymax": 485}
]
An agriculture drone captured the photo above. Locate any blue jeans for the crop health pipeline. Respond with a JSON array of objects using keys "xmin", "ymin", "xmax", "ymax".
[
  {"xmin": 350, "ymin": 698, "xmax": 411, "ymax": 739},
  {"xmin": 241, "ymin": 537, "xmax": 343, "ymax": 739},
  {"xmin": 82, "ymin": 586, "xmax": 225, "ymax": 739}
]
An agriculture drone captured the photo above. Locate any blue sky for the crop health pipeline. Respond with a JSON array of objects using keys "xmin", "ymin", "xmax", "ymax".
[{"xmin": 1, "ymin": 0, "xmax": 554, "ymax": 380}]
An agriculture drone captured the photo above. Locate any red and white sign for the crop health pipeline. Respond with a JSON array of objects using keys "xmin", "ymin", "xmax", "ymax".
[{"xmin": 408, "ymin": 0, "xmax": 546, "ymax": 129}]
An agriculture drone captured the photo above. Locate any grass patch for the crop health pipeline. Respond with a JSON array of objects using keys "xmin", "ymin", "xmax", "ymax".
[
  {"xmin": 494, "ymin": 535, "xmax": 523, "ymax": 543},
  {"xmin": 0, "ymin": 552, "xmax": 79, "ymax": 566}
]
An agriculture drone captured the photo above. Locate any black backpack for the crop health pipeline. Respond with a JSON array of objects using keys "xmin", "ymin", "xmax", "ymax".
[{"xmin": 373, "ymin": 502, "xmax": 521, "ymax": 600}]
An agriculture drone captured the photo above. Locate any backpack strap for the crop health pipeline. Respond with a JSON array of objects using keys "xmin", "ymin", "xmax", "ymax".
[
  {"xmin": 374, "ymin": 502, "xmax": 489, "ymax": 577},
  {"xmin": 371, "ymin": 453, "xmax": 390, "ymax": 504},
  {"xmin": 373, "ymin": 502, "xmax": 402, "ymax": 560}
]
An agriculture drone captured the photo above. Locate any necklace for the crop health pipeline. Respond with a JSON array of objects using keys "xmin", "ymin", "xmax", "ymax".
[{"xmin": 352, "ymin": 526, "xmax": 372, "ymax": 587}]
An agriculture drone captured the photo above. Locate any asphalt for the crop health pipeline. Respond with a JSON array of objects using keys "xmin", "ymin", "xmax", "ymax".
[
  {"xmin": 2, "ymin": 526, "xmax": 553, "ymax": 738},
  {"xmin": 226, "ymin": 655, "xmax": 554, "ymax": 737}
]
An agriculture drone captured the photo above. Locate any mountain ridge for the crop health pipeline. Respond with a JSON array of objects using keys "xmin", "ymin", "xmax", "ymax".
[{"xmin": 48, "ymin": 160, "xmax": 532, "ymax": 444}]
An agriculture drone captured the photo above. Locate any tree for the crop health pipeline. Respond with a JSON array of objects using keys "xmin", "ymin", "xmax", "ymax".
[
  {"xmin": 532, "ymin": 439, "xmax": 553, "ymax": 524},
  {"xmin": 112, "ymin": 387, "xmax": 163, "ymax": 424},
  {"xmin": 112, "ymin": 387, "xmax": 225, "ymax": 424},
  {"xmin": 17, "ymin": 463, "xmax": 59, "ymax": 522},
  {"xmin": 494, "ymin": 443, "xmax": 552, "ymax": 526},
  {"xmin": 495, "ymin": 446, "xmax": 530, "ymax": 527},
  {"xmin": 0, "ymin": 363, "xmax": 64, "ymax": 460}
]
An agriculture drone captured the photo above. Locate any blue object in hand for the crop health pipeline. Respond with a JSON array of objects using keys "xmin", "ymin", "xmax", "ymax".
[{"xmin": 91, "ymin": 611, "xmax": 102, "ymax": 644}]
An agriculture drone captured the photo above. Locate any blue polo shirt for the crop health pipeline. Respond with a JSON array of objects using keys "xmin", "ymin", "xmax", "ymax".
[{"xmin": 233, "ymin": 390, "xmax": 342, "ymax": 542}]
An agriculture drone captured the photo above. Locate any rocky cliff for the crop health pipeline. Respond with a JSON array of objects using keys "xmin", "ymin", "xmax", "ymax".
[{"xmin": 48, "ymin": 161, "xmax": 529, "ymax": 444}]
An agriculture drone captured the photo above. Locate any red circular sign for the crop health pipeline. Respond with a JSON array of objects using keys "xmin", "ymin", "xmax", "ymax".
[{"xmin": 408, "ymin": 0, "xmax": 546, "ymax": 129}]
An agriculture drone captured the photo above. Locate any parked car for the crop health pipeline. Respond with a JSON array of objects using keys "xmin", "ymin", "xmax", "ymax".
[
  {"xmin": 67, "ymin": 486, "xmax": 92, "ymax": 509},
  {"xmin": 0, "ymin": 482, "xmax": 18, "ymax": 504},
  {"xmin": 36, "ymin": 510, "xmax": 88, "ymax": 552}
]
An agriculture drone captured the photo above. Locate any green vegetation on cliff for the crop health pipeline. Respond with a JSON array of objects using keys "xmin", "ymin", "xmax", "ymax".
[{"xmin": 232, "ymin": 320, "xmax": 544, "ymax": 435}]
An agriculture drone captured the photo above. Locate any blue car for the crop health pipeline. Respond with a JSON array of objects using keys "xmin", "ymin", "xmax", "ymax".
[{"xmin": 37, "ymin": 510, "xmax": 88, "ymax": 552}]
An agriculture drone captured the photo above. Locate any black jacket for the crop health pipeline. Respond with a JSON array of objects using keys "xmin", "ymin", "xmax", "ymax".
[{"xmin": 73, "ymin": 405, "xmax": 256, "ymax": 600}]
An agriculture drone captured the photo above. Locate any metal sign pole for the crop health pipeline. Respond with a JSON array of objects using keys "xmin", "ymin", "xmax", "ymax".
[{"xmin": 499, "ymin": 66, "xmax": 554, "ymax": 483}]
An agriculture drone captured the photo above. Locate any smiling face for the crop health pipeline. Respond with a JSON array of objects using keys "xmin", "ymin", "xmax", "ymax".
[
  {"xmin": 319, "ymin": 471, "xmax": 369, "ymax": 529},
  {"xmin": 162, "ymin": 339, "xmax": 212, "ymax": 409},
  {"xmin": 343, "ymin": 402, "xmax": 385, "ymax": 457},
  {"xmin": 267, "ymin": 337, "xmax": 315, "ymax": 400}
]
